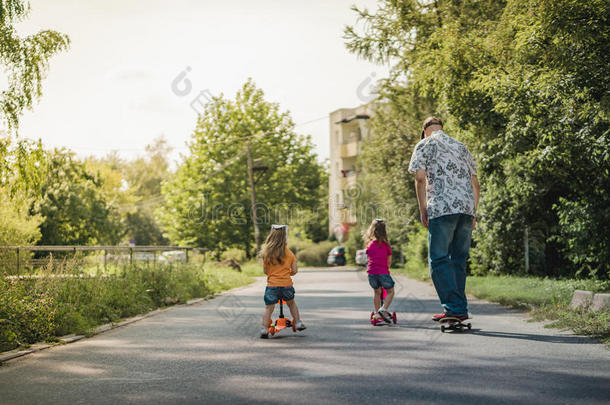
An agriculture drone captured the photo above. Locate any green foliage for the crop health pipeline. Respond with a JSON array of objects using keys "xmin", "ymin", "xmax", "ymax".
[
  {"xmin": 344, "ymin": 229, "xmax": 363, "ymax": 265},
  {"xmin": 535, "ymin": 306, "xmax": 610, "ymax": 344},
  {"xmin": 220, "ymin": 248, "xmax": 247, "ymax": 263},
  {"xmin": 0, "ymin": 137, "xmax": 122, "ymax": 247},
  {"xmin": 295, "ymin": 241, "xmax": 336, "ymax": 266},
  {"xmin": 34, "ymin": 149, "xmax": 122, "ymax": 245},
  {"xmin": 0, "ymin": 0, "xmax": 70, "ymax": 131},
  {"xmin": 0, "ymin": 277, "xmax": 56, "ymax": 349},
  {"xmin": 0, "ymin": 262, "xmax": 256, "ymax": 352},
  {"xmin": 0, "ymin": 187, "xmax": 42, "ymax": 273},
  {"xmin": 160, "ymin": 79, "xmax": 326, "ymax": 252},
  {"xmin": 87, "ymin": 137, "xmax": 172, "ymax": 245},
  {"xmin": 345, "ymin": 0, "xmax": 610, "ymax": 278},
  {"xmin": 401, "ymin": 225, "xmax": 428, "ymax": 278}
]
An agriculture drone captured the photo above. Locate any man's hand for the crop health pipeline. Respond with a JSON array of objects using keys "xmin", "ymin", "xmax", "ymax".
[
  {"xmin": 472, "ymin": 216, "xmax": 477, "ymax": 230},
  {"xmin": 420, "ymin": 208, "xmax": 429, "ymax": 228}
]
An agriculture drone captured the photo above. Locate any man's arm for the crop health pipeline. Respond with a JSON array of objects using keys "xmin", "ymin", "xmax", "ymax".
[
  {"xmin": 414, "ymin": 170, "xmax": 428, "ymax": 228},
  {"xmin": 472, "ymin": 174, "xmax": 480, "ymax": 229}
]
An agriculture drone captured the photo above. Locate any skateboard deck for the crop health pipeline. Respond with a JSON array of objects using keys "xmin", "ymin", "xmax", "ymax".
[{"xmin": 439, "ymin": 317, "xmax": 472, "ymax": 332}]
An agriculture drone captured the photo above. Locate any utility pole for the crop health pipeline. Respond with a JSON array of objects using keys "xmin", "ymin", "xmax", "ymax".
[
  {"xmin": 524, "ymin": 226, "xmax": 530, "ymax": 273},
  {"xmin": 246, "ymin": 142, "xmax": 261, "ymax": 251}
]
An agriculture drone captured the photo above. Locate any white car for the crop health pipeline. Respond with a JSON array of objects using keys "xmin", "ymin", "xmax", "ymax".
[
  {"xmin": 355, "ymin": 249, "xmax": 368, "ymax": 266},
  {"xmin": 159, "ymin": 250, "xmax": 187, "ymax": 263}
]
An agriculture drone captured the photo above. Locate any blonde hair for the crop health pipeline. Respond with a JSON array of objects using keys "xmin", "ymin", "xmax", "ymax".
[
  {"xmin": 260, "ymin": 227, "xmax": 288, "ymax": 267},
  {"xmin": 364, "ymin": 219, "xmax": 389, "ymax": 248}
]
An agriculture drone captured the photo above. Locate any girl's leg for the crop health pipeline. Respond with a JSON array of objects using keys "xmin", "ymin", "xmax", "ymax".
[
  {"xmin": 373, "ymin": 288, "xmax": 382, "ymax": 312},
  {"xmin": 262, "ymin": 304, "xmax": 275, "ymax": 327},
  {"xmin": 382, "ymin": 288, "xmax": 395, "ymax": 310},
  {"xmin": 286, "ymin": 299, "xmax": 301, "ymax": 322}
]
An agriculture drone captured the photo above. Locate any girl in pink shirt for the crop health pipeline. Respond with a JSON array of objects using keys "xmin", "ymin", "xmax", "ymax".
[{"xmin": 365, "ymin": 219, "xmax": 395, "ymax": 323}]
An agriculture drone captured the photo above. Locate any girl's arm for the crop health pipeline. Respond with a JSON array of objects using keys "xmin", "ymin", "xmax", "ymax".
[
  {"xmin": 263, "ymin": 266, "xmax": 268, "ymax": 275},
  {"xmin": 388, "ymin": 255, "xmax": 392, "ymax": 268},
  {"xmin": 290, "ymin": 260, "xmax": 298, "ymax": 276}
]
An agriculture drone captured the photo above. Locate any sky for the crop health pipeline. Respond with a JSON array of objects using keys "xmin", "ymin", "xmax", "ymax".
[{"xmin": 9, "ymin": 0, "xmax": 387, "ymax": 165}]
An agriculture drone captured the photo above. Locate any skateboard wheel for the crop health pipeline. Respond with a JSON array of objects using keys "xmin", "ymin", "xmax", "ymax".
[
  {"xmin": 392, "ymin": 312, "xmax": 397, "ymax": 324},
  {"xmin": 467, "ymin": 323, "xmax": 472, "ymax": 330},
  {"xmin": 370, "ymin": 312, "xmax": 375, "ymax": 319},
  {"xmin": 441, "ymin": 325, "xmax": 446, "ymax": 333}
]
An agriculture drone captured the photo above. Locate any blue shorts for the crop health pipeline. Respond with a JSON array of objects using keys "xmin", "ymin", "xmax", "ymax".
[
  {"xmin": 368, "ymin": 274, "xmax": 395, "ymax": 290},
  {"xmin": 264, "ymin": 286, "xmax": 295, "ymax": 305}
]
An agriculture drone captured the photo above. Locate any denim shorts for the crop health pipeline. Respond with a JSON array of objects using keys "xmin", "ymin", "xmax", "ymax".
[
  {"xmin": 264, "ymin": 286, "xmax": 295, "ymax": 305},
  {"xmin": 368, "ymin": 274, "xmax": 395, "ymax": 290}
]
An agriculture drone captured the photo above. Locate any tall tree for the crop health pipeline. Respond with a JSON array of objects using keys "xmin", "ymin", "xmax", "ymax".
[
  {"xmin": 0, "ymin": 0, "xmax": 70, "ymax": 131},
  {"xmin": 160, "ymin": 79, "xmax": 325, "ymax": 254},
  {"xmin": 123, "ymin": 136, "xmax": 171, "ymax": 245},
  {"xmin": 33, "ymin": 149, "xmax": 122, "ymax": 245},
  {"xmin": 345, "ymin": 0, "xmax": 610, "ymax": 277}
]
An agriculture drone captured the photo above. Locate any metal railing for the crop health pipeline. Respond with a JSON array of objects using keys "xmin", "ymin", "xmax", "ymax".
[{"xmin": 0, "ymin": 245, "xmax": 209, "ymax": 275}]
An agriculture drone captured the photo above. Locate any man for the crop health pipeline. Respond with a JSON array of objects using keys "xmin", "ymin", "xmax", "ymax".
[{"xmin": 408, "ymin": 117, "xmax": 480, "ymax": 321}]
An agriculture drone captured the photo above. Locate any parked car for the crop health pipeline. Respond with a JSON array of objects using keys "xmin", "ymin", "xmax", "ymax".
[
  {"xmin": 355, "ymin": 249, "xmax": 368, "ymax": 266},
  {"xmin": 327, "ymin": 246, "xmax": 346, "ymax": 266},
  {"xmin": 159, "ymin": 250, "xmax": 187, "ymax": 263}
]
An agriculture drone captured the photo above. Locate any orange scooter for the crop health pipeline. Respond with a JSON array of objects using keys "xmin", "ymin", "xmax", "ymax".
[{"xmin": 267, "ymin": 294, "xmax": 297, "ymax": 336}]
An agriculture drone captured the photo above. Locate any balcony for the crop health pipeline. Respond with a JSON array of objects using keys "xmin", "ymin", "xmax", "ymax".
[{"xmin": 340, "ymin": 141, "xmax": 359, "ymax": 158}]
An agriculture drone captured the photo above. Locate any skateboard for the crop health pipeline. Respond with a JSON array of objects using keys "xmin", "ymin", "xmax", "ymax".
[{"xmin": 439, "ymin": 317, "xmax": 472, "ymax": 332}]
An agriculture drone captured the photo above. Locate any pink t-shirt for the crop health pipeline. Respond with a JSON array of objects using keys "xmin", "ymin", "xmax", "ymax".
[{"xmin": 366, "ymin": 240, "xmax": 392, "ymax": 275}]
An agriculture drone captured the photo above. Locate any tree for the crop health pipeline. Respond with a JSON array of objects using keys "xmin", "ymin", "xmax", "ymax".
[
  {"xmin": 122, "ymin": 137, "xmax": 171, "ymax": 245},
  {"xmin": 0, "ymin": 0, "xmax": 70, "ymax": 131},
  {"xmin": 345, "ymin": 0, "xmax": 610, "ymax": 277},
  {"xmin": 87, "ymin": 137, "xmax": 172, "ymax": 246},
  {"xmin": 33, "ymin": 149, "xmax": 122, "ymax": 245},
  {"xmin": 160, "ymin": 79, "xmax": 325, "ymax": 254}
]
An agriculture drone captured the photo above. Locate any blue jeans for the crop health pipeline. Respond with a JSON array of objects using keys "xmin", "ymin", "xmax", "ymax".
[
  {"xmin": 368, "ymin": 274, "xmax": 395, "ymax": 290},
  {"xmin": 428, "ymin": 213, "xmax": 473, "ymax": 316},
  {"xmin": 264, "ymin": 286, "xmax": 295, "ymax": 305}
]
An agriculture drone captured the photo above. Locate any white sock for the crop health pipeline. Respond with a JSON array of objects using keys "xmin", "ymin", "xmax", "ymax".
[{"xmin": 379, "ymin": 305, "xmax": 386, "ymax": 312}]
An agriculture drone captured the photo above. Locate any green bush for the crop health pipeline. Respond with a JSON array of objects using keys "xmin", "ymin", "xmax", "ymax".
[
  {"xmin": 0, "ymin": 278, "xmax": 56, "ymax": 350},
  {"xmin": 220, "ymin": 248, "xmax": 247, "ymax": 263},
  {"xmin": 296, "ymin": 241, "xmax": 336, "ymax": 266},
  {"xmin": 345, "ymin": 230, "xmax": 364, "ymax": 265},
  {"xmin": 0, "ymin": 263, "xmax": 252, "ymax": 352}
]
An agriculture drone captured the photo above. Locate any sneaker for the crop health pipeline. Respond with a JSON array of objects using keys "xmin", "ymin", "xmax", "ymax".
[
  {"xmin": 432, "ymin": 312, "xmax": 469, "ymax": 322},
  {"xmin": 260, "ymin": 328, "xmax": 269, "ymax": 339},
  {"xmin": 295, "ymin": 320, "xmax": 307, "ymax": 331},
  {"xmin": 378, "ymin": 310, "xmax": 392, "ymax": 323},
  {"xmin": 432, "ymin": 312, "xmax": 447, "ymax": 322}
]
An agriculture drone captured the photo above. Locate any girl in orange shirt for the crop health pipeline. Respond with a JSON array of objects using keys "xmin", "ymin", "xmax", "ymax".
[{"xmin": 259, "ymin": 225, "xmax": 306, "ymax": 338}]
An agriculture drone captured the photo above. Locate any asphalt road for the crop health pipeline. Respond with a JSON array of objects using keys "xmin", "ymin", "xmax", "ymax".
[{"xmin": 1, "ymin": 268, "xmax": 609, "ymax": 404}]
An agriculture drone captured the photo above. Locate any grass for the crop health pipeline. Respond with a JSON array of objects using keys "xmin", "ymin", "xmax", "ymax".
[
  {"xmin": 396, "ymin": 262, "xmax": 610, "ymax": 344},
  {"xmin": 1, "ymin": 261, "xmax": 260, "ymax": 353}
]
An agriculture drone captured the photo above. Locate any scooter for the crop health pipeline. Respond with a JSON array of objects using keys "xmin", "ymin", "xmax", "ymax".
[
  {"xmin": 370, "ymin": 288, "xmax": 397, "ymax": 325},
  {"xmin": 267, "ymin": 296, "xmax": 297, "ymax": 336}
]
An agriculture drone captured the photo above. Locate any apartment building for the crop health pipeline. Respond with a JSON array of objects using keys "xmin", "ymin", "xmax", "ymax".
[{"xmin": 328, "ymin": 103, "xmax": 374, "ymax": 242}]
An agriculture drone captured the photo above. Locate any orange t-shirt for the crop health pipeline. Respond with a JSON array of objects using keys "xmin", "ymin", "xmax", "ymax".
[{"xmin": 265, "ymin": 248, "xmax": 296, "ymax": 287}]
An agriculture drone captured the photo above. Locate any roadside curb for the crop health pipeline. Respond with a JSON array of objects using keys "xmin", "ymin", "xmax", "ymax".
[{"xmin": 0, "ymin": 293, "xmax": 219, "ymax": 366}]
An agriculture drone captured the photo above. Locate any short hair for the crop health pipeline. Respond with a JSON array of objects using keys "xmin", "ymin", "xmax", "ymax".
[{"xmin": 421, "ymin": 117, "xmax": 443, "ymax": 139}]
